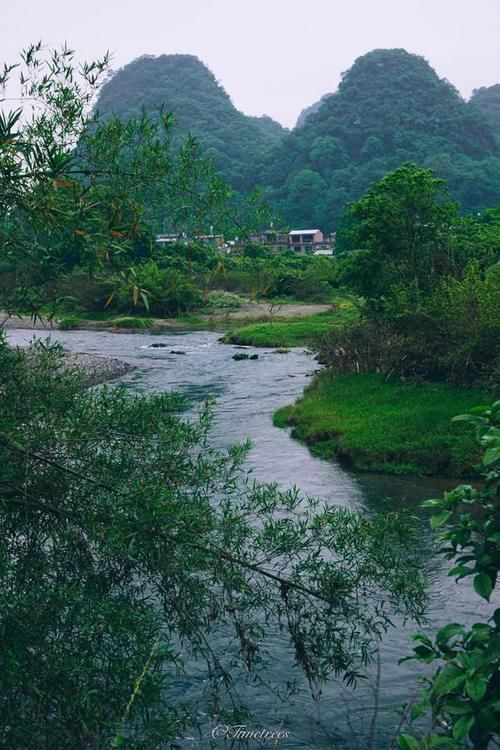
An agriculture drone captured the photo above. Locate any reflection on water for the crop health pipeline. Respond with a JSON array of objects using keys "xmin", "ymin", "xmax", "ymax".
[{"xmin": 7, "ymin": 328, "xmax": 492, "ymax": 749}]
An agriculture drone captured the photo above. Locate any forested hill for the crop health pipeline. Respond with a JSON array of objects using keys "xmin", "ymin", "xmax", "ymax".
[
  {"xmin": 95, "ymin": 49, "xmax": 500, "ymax": 232},
  {"xmin": 94, "ymin": 54, "xmax": 287, "ymax": 191},
  {"xmin": 295, "ymin": 93, "xmax": 333, "ymax": 128},
  {"xmin": 471, "ymin": 84, "xmax": 500, "ymax": 139},
  {"xmin": 260, "ymin": 49, "xmax": 500, "ymax": 231}
]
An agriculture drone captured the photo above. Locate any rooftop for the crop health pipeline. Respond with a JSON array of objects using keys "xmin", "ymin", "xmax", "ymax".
[{"xmin": 289, "ymin": 229, "xmax": 321, "ymax": 235}]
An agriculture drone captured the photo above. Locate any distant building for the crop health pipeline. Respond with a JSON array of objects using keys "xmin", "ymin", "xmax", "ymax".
[
  {"xmin": 155, "ymin": 233, "xmax": 187, "ymax": 246},
  {"xmin": 155, "ymin": 233, "xmax": 225, "ymax": 249},
  {"xmin": 222, "ymin": 228, "xmax": 336, "ymax": 254},
  {"xmin": 288, "ymin": 229, "xmax": 325, "ymax": 253}
]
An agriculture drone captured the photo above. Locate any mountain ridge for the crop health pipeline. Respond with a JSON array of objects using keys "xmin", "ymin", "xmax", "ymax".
[{"xmin": 94, "ymin": 49, "xmax": 500, "ymax": 230}]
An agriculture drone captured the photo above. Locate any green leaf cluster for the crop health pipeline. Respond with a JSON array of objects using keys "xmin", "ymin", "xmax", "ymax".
[{"xmin": 399, "ymin": 402, "xmax": 500, "ymax": 749}]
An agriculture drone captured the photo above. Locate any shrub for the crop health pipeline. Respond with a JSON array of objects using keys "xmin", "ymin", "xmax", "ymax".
[
  {"xmin": 399, "ymin": 402, "xmax": 500, "ymax": 749},
  {"xmin": 49, "ymin": 270, "xmax": 114, "ymax": 313},
  {"xmin": 319, "ymin": 264, "xmax": 500, "ymax": 387},
  {"xmin": 114, "ymin": 262, "xmax": 202, "ymax": 316},
  {"xmin": 203, "ymin": 290, "xmax": 244, "ymax": 311}
]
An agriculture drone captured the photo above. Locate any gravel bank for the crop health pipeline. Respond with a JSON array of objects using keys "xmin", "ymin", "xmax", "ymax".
[
  {"xmin": 62, "ymin": 352, "xmax": 135, "ymax": 387},
  {"xmin": 17, "ymin": 347, "xmax": 135, "ymax": 387}
]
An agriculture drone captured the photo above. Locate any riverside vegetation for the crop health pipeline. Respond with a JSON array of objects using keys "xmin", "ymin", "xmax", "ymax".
[
  {"xmin": 274, "ymin": 164, "xmax": 499, "ymax": 476},
  {"xmin": 0, "ymin": 43, "xmax": 499, "ymax": 749}
]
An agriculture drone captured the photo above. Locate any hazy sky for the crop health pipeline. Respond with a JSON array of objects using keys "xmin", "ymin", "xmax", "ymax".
[{"xmin": 3, "ymin": 0, "xmax": 500, "ymax": 127}]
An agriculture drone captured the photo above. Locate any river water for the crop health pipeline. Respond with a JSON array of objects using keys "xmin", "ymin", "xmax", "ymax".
[{"xmin": 7, "ymin": 328, "xmax": 492, "ymax": 749}]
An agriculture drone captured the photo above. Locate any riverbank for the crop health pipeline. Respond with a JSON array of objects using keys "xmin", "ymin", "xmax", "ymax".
[
  {"xmin": 1, "ymin": 302, "xmax": 334, "ymax": 336},
  {"xmin": 223, "ymin": 296, "xmax": 359, "ymax": 347},
  {"xmin": 274, "ymin": 371, "xmax": 488, "ymax": 476},
  {"xmin": 61, "ymin": 352, "xmax": 135, "ymax": 387}
]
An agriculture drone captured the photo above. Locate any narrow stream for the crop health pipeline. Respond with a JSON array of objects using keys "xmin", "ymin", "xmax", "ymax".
[{"xmin": 7, "ymin": 328, "xmax": 491, "ymax": 749}]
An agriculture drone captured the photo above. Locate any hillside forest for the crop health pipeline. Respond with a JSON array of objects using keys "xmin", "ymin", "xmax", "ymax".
[{"xmin": 95, "ymin": 48, "xmax": 500, "ymax": 231}]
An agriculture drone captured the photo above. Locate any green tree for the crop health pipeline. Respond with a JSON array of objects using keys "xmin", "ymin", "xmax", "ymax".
[
  {"xmin": 0, "ymin": 335, "xmax": 427, "ymax": 748},
  {"xmin": 0, "ymin": 44, "xmax": 268, "ymax": 318},
  {"xmin": 281, "ymin": 168, "xmax": 326, "ymax": 228},
  {"xmin": 338, "ymin": 163, "xmax": 459, "ymax": 302}
]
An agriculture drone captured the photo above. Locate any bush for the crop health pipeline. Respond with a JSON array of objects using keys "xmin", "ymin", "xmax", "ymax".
[
  {"xmin": 202, "ymin": 289, "xmax": 244, "ymax": 311},
  {"xmin": 49, "ymin": 270, "xmax": 114, "ymax": 313},
  {"xmin": 114, "ymin": 262, "xmax": 202, "ymax": 316},
  {"xmin": 319, "ymin": 263, "xmax": 500, "ymax": 387}
]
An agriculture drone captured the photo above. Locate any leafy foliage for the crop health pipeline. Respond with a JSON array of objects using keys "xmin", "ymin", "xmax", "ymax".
[
  {"xmin": 320, "ymin": 165, "xmax": 500, "ymax": 386},
  {"xmin": 471, "ymin": 85, "xmax": 500, "ymax": 141},
  {"xmin": 0, "ymin": 337, "xmax": 427, "ymax": 747},
  {"xmin": 0, "ymin": 45, "xmax": 269, "ymax": 318},
  {"xmin": 399, "ymin": 402, "xmax": 500, "ymax": 749},
  {"xmin": 336, "ymin": 163, "xmax": 459, "ymax": 300},
  {"xmin": 84, "ymin": 48, "xmax": 500, "ymax": 233}
]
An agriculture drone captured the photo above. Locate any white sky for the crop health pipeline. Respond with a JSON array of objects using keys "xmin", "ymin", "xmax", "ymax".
[{"xmin": 2, "ymin": 0, "xmax": 500, "ymax": 127}]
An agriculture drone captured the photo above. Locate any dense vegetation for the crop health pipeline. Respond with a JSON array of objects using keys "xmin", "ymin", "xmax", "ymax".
[
  {"xmin": 93, "ymin": 49, "xmax": 500, "ymax": 234},
  {"xmin": 264, "ymin": 49, "xmax": 500, "ymax": 230},
  {"xmin": 275, "ymin": 164, "xmax": 499, "ymax": 476},
  {"xmin": 0, "ymin": 336, "xmax": 431, "ymax": 748},
  {"xmin": 1, "ymin": 244, "xmax": 341, "ymax": 324},
  {"xmin": 0, "ymin": 45, "xmax": 434, "ymax": 748},
  {"xmin": 1, "ymin": 41, "xmax": 499, "ymax": 750},
  {"xmin": 325, "ymin": 164, "xmax": 500, "ymax": 388},
  {"xmin": 471, "ymin": 84, "xmax": 500, "ymax": 139},
  {"xmin": 400, "ymin": 404, "xmax": 500, "ymax": 749}
]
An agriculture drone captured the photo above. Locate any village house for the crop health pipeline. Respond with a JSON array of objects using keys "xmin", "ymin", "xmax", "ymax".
[{"xmin": 288, "ymin": 229, "xmax": 325, "ymax": 253}]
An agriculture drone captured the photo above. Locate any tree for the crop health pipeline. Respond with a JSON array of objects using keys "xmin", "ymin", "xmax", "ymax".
[
  {"xmin": 0, "ymin": 335, "xmax": 428, "ymax": 748},
  {"xmin": 338, "ymin": 163, "xmax": 460, "ymax": 302},
  {"xmin": 281, "ymin": 168, "xmax": 326, "ymax": 228},
  {"xmin": 0, "ymin": 44, "xmax": 269, "ymax": 318}
]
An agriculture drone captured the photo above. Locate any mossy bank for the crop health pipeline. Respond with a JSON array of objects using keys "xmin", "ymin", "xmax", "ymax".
[{"xmin": 273, "ymin": 371, "xmax": 489, "ymax": 476}]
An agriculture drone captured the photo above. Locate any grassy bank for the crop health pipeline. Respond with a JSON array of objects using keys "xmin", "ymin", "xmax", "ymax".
[
  {"xmin": 222, "ymin": 312, "xmax": 338, "ymax": 347},
  {"xmin": 55, "ymin": 311, "xmax": 205, "ymax": 331},
  {"xmin": 223, "ymin": 295, "xmax": 359, "ymax": 347},
  {"xmin": 273, "ymin": 371, "xmax": 488, "ymax": 476}
]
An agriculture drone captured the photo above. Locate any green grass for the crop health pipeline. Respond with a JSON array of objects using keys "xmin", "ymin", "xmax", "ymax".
[
  {"xmin": 58, "ymin": 314, "xmax": 154, "ymax": 330},
  {"xmin": 111, "ymin": 317, "xmax": 153, "ymax": 329},
  {"xmin": 273, "ymin": 372, "xmax": 488, "ymax": 476},
  {"xmin": 222, "ymin": 312, "xmax": 336, "ymax": 347},
  {"xmin": 223, "ymin": 296, "xmax": 359, "ymax": 348},
  {"xmin": 57, "ymin": 311, "xmax": 117, "ymax": 329}
]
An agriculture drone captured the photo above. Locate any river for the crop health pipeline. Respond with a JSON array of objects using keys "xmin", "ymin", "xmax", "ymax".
[{"xmin": 7, "ymin": 328, "xmax": 491, "ymax": 749}]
